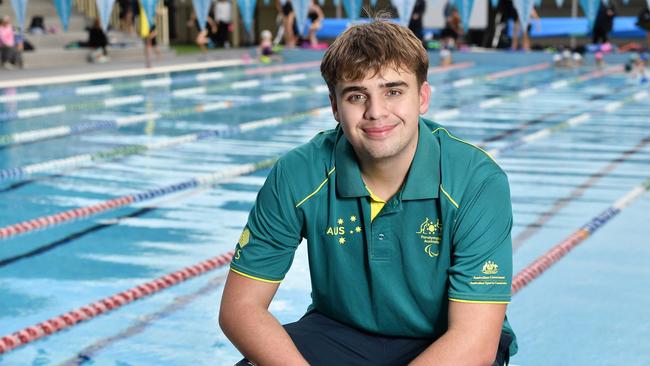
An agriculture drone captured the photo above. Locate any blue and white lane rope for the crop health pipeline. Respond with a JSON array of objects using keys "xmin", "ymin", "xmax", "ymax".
[
  {"xmin": 0, "ymin": 107, "xmax": 330, "ymax": 181},
  {"xmin": 428, "ymin": 62, "xmax": 550, "ymax": 95},
  {"xmin": 430, "ymin": 65, "xmax": 623, "ymax": 120},
  {"xmin": 0, "ymin": 71, "xmax": 324, "ymax": 122},
  {"xmin": 0, "ymin": 62, "xmax": 563, "ymax": 147},
  {"xmin": 0, "ymin": 83, "xmax": 332, "ymax": 147},
  {"xmin": 0, "ymin": 65, "xmax": 629, "ymax": 179},
  {"xmin": 488, "ymin": 90, "xmax": 649, "ymax": 157},
  {"xmin": 0, "ymin": 60, "xmax": 324, "ymax": 99}
]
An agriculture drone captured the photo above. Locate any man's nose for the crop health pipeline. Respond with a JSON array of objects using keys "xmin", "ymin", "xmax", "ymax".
[{"xmin": 363, "ymin": 97, "xmax": 388, "ymax": 120}]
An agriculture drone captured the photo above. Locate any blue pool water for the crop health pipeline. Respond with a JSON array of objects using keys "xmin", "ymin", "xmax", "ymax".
[{"xmin": 1, "ymin": 50, "xmax": 649, "ymax": 365}]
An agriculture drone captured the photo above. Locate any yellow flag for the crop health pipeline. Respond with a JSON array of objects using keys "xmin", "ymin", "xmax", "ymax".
[{"xmin": 139, "ymin": 4, "xmax": 150, "ymax": 38}]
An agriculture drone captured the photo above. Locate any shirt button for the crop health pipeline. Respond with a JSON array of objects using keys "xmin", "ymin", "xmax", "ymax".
[{"xmin": 378, "ymin": 233, "xmax": 384, "ymax": 240}]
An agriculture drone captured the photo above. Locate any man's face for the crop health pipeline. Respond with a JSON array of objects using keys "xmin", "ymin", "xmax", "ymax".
[{"xmin": 330, "ymin": 66, "xmax": 430, "ymax": 166}]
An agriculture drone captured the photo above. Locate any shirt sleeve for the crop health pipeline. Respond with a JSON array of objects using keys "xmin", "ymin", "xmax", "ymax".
[
  {"xmin": 230, "ymin": 159, "xmax": 303, "ymax": 282},
  {"xmin": 448, "ymin": 172, "xmax": 513, "ymax": 303}
]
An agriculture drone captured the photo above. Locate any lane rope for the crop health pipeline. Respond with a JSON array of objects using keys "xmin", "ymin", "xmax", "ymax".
[
  {"xmin": 0, "ymin": 84, "xmax": 327, "ymax": 148},
  {"xmin": 0, "ymin": 60, "xmax": 469, "ymax": 105},
  {"xmin": 0, "ymin": 157, "xmax": 278, "ymax": 240},
  {"xmin": 512, "ymin": 176, "xmax": 650, "ymax": 294},
  {"xmin": 488, "ymin": 89, "xmax": 648, "ymax": 157},
  {"xmin": 512, "ymin": 130, "xmax": 650, "ymax": 251},
  {"xmin": 0, "ymin": 107, "xmax": 330, "ymax": 182},
  {"xmin": 0, "ymin": 251, "xmax": 234, "ymax": 354},
  {"xmin": 0, "ymin": 61, "xmax": 557, "ymax": 182},
  {"xmin": 0, "ymin": 71, "xmax": 324, "ymax": 123},
  {"xmin": 431, "ymin": 65, "xmax": 622, "ymax": 120},
  {"xmin": 0, "ymin": 62, "xmax": 549, "ymax": 149},
  {"xmin": 0, "ymin": 59, "xmax": 320, "ymax": 91},
  {"xmin": 0, "ymin": 64, "xmax": 474, "ymax": 147}
]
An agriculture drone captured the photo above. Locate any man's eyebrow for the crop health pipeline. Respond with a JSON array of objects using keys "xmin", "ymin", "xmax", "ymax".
[
  {"xmin": 340, "ymin": 85, "xmax": 367, "ymax": 95},
  {"xmin": 340, "ymin": 81, "xmax": 409, "ymax": 95},
  {"xmin": 381, "ymin": 81, "xmax": 409, "ymax": 88}
]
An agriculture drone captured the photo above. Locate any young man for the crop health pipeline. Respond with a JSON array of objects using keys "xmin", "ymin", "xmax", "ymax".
[{"xmin": 220, "ymin": 20, "xmax": 517, "ymax": 365}]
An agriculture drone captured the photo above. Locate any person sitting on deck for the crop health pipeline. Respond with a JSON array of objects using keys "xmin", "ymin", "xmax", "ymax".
[{"xmin": 220, "ymin": 17, "xmax": 517, "ymax": 366}]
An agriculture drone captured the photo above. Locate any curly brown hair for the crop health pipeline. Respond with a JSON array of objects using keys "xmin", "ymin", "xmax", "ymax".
[{"xmin": 320, "ymin": 19, "xmax": 429, "ymax": 95}]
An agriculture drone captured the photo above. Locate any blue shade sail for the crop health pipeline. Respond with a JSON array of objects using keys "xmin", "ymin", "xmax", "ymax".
[
  {"xmin": 342, "ymin": 0, "xmax": 362, "ymax": 20},
  {"xmin": 454, "ymin": 0, "xmax": 475, "ymax": 32},
  {"xmin": 53, "ymin": 0, "xmax": 72, "ymax": 31},
  {"xmin": 391, "ymin": 0, "xmax": 417, "ymax": 26},
  {"xmin": 140, "ymin": 0, "xmax": 160, "ymax": 31},
  {"xmin": 293, "ymin": 0, "xmax": 311, "ymax": 36},
  {"xmin": 579, "ymin": 0, "xmax": 600, "ymax": 31},
  {"xmin": 513, "ymin": 0, "xmax": 535, "ymax": 29},
  {"xmin": 237, "ymin": 0, "xmax": 256, "ymax": 35},
  {"xmin": 192, "ymin": 0, "xmax": 213, "ymax": 31},
  {"xmin": 10, "ymin": 0, "xmax": 28, "ymax": 31},
  {"xmin": 95, "ymin": 0, "xmax": 116, "ymax": 32}
]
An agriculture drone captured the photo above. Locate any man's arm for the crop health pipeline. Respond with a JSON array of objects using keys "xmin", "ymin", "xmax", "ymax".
[
  {"xmin": 219, "ymin": 270, "xmax": 308, "ymax": 366},
  {"xmin": 409, "ymin": 301, "xmax": 506, "ymax": 366}
]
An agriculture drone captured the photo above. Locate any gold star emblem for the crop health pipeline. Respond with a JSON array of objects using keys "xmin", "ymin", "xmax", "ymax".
[
  {"xmin": 355, "ymin": 226, "xmax": 361, "ymax": 233},
  {"xmin": 337, "ymin": 218, "xmax": 344, "ymax": 225},
  {"xmin": 338, "ymin": 237, "xmax": 346, "ymax": 244},
  {"xmin": 350, "ymin": 215, "xmax": 357, "ymax": 222}
]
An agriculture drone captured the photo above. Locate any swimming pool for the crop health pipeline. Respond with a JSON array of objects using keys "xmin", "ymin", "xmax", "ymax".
[{"xmin": 1, "ymin": 50, "xmax": 649, "ymax": 365}]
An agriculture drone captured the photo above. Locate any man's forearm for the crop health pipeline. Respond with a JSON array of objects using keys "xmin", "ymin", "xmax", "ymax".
[
  {"xmin": 220, "ymin": 305, "xmax": 308, "ymax": 366},
  {"xmin": 408, "ymin": 329, "xmax": 497, "ymax": 366}
]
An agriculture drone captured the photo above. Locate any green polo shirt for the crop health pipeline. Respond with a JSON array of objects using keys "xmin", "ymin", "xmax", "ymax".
[{"xmin": 230, "ymin": 117, "xmax": 517, "ymax": 355}]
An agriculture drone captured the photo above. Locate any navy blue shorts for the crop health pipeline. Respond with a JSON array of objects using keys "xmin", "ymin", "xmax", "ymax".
[{"xmin": 236, "ymin": 311, "xmax": 512, "ymax": 365}]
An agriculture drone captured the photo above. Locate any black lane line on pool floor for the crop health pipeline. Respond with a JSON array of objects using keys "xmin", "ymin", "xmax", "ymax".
[
  {"xmin": 57, "ymin": 273, "xmax": 228, "ymax": 366},
  {"xmin": 0, "ymin": 207, "xmax": 154, "ymax": 268}
]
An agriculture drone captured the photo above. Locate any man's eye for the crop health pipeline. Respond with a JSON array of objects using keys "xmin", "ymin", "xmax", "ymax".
[
  {"xmin": 387, "ymin": 90, "xmax": 402, "ymax": 97},
  {"xmin": 347, "ymin": 94, "xmax": 366, "ymax": 103}
]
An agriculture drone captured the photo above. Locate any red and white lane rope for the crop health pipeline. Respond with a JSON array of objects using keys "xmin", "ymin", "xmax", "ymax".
[
  {"xmin": 0, "ymin": 251, "xmax": 234, "ymax": 354},
  {"xmin": 512, "ymin": 177, "xmax": 650, "ymax": 294},
  {"xmin": 0, "ymin": 157, "xmax": 278, "ymax": 240}
]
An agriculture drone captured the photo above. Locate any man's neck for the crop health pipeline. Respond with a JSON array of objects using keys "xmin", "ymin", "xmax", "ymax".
[{"xmin": 359, "ymin": 147, "xmax": 416, "ymax": 201}]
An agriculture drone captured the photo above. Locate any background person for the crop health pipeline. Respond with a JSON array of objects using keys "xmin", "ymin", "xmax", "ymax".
[
  {"xmin": 592, "ymin": 0, "xmax": 616, "ymax": 44},
  {"xmin": 510, "ymin": 5, "xmax": 539, "ymax": 51},
  {"xmin": 409, "ymin": 0, "xmax": 426, "ymax": 44},
  {"xmin": 281, "ymin": 0, "xmax": 298, "ymax": 47},
  {"xmin": 636, "ymin": 5, "xmax": 650, "ymax": 49},
  {"xmin": 213, "ymin": 0, "xmax": 232, "ymax": 48},
  {"xmin": 306, "ymin": 0, "xmax": 324, "ymax": 47},
  {"xmin": 78, "ymin": 18, "xmax": 108, "ymax": 59},
  {"xmin": 441, "ymin": 0, "xmax": 462, "ymax": 49},
  {"xmin": 0, "ymin": 15, "xmax": 23, "ymax": 69}
]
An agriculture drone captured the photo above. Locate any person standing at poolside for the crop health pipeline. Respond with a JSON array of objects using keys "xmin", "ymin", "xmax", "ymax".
[
  {"xmin": 220, "ymin": 18, "xmax": 517, "ymax": 366},
  {"xmin": 0, "ymin": 15, "xmax": 23, "ymax": 69}
]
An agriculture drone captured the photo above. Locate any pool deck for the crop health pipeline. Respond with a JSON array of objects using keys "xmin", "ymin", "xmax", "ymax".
[{"xmin": 0, "ymin": 47, "xmax": 256, "ymax": 88}]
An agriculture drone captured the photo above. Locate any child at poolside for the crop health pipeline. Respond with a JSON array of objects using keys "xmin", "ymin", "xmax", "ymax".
[{"xmin": 257, "ymin": 29, "xmax": 281, "ymax": 63}]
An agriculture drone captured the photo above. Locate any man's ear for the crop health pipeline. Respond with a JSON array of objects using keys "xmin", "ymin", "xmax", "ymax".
[
  {"xmin": 329, "ymin": 94, "xmax": 340, "ymax": 122},
  {"xmin": 419, "ymin": 81, "xmax": 431, "ymax": 115}
]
